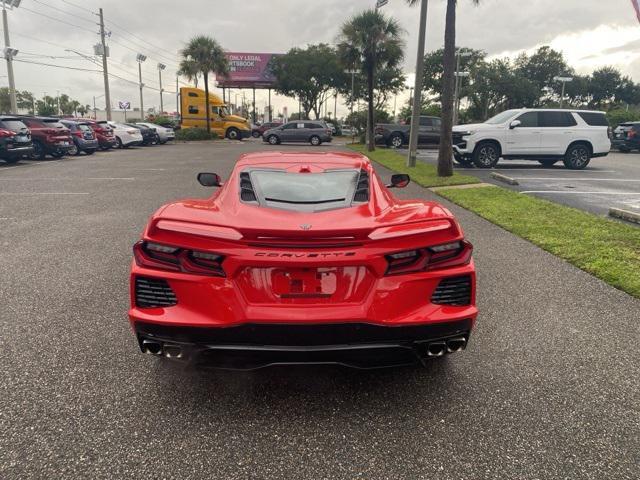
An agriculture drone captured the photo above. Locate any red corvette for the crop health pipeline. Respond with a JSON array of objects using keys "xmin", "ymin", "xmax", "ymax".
[{"xmin": 129, "ymin": 151, "xmax": 477, "ymax": 369}]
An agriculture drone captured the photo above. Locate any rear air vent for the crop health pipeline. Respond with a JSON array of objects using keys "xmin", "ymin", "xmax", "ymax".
[
  {"xmin": 353, "ymin": 169, "xmax": 369, "ymax": 203},
  {"xmin": 135, "ymin": 277, "xmax": 177, "ymax": 308},
  {"xmin": 431, "ymin": 275, "xmax": 471, "ymax": 306},
  {"xmin": 239, "ymin": 172, "xmax": 257, "ymax": 202}
]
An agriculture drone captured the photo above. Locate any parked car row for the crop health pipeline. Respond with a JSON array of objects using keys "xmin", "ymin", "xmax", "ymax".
[{"xmin": 0, "ymin": 116, "xmax": 175, "ymax": 163}]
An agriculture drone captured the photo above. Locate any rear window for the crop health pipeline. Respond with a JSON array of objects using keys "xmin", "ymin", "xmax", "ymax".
[
  {"xmin": 577, "ymin": 112, "xmax": 609, "ymax": 127},
  {"xmin": 42, "ymin": 119, "xmax": 66, "ymax": 129},
  {"xmin": 539, "ymin": 112, "xmax": 577, "ymax": 128},
  {"xmin": 0, "ymin": 119, "xmax": 27, "ymax": 131},
  {"xmin": 249, "ymin": 169, "xmax": 360, "ymax": 212},
  {"xmin": 79, "ymin": 124, "xmax": 92, "ymax": 132}
]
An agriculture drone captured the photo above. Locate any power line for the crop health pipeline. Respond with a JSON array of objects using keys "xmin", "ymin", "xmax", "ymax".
[
  {"xmin": 104, "ymin": 18, "xmax": 178, "ymax": 60},
  {"xmin": 0, "ymin": 30, "xmax": 93, "ymax": 56},
  {"xmin": 13, "ymin": 58, "xmax": 99, "ymax": 73},
  {"xmin": 31, "ymin": 0, "xmax": 96, "ymax": 26},
  {"xmin": 18, "ymin": 6, "xmax": 97, "ymax": 34},
  {"xmin": 59, "ymin": 0, "xmax": 95, "ymax": 15}
]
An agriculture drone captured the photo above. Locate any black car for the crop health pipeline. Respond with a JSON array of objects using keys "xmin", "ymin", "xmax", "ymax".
[
  {"xmin": 612, "ymin": 122, "xmax": 640, "ymax": 152},
  {"xmin": 126, "ymin": 123, "xmax": 158, "ymax": 146},
  {"xmin": 0, "ymin": 116, "xmax": 33, "ymax": 164},
  {"xmin": 61, "ymin": 120, "xmax": 100, "ymax": 156},
  {"xmin": 375, "ymin": 116, "xmax": 441, "ymax": 148}
]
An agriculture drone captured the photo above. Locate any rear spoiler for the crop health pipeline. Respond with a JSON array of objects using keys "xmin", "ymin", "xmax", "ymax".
[{"xmin": 368, "ymin": 219, "xmax": 453, "ymax": 240}]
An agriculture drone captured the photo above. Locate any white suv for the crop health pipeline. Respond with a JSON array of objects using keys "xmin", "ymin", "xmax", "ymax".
[{"xmin": 452, "ymin": 109, "xmax": 611, "ymax": 170}]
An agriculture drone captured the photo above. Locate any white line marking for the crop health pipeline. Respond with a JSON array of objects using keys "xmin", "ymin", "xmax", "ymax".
[
  {"xmin": 521, "ymin": 191, "xmax": 640, "ymax": 195},
  {"xmin": 494, "ymin": 169, "xmax": 617, "ymax": 173},
  {"xmin": 513, "ymin": 178, "xmax": 640, "ymax": 182},
  {"xmin": 0, "ymin": 217, "xmax": 16, "ymax": 220},
  {"xmin": 0, "ymin": 192, "xmax": 90, "ymax": 195},
  {"xmin": 0, "ymin": 177, "xmax": 134, "ymax": 181}
]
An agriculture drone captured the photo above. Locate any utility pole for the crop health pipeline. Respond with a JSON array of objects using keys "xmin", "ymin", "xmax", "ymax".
[
  {"xmin": 407, "ymin": 0, "xmax": 429, "ymax": 167},
  {"xmin": 97, "ymin": 8, "xmax": 112, "ymax": 120},
  {"xmin": 56, "ymin": 90, "xmax": 60, "ymax": 116},
  {"xmin": 176, "ymin": 73, "xmax": 179, "ymax": 118},
  {"xmin": 93, "ymin": 96, "xmax": 97, "ymax": 119},
  {"xmin": 157, "ymin": 63, "xmax": 166, "ymax": 113},
  {"xmin": 2, "ymin": 0, "xmax": 20, "ymax": 114},
  {"xmin": 136, "ymin": 53, "xmax": 146, "ymax": 119}
]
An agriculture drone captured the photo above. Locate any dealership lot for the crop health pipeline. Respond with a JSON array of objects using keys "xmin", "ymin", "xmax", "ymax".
[
  {"xmin": 1, "ymin": 142, "xmax": 638, "ymax": 479},
  {"xmin": 408, "ymin": 148, "xmax": 640, "ymax": 218}
]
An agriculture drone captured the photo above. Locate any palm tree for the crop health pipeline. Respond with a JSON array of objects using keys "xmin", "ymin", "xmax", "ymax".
[
  {"xmin": 179, "ymin": 35, "xmax": 229, "ymax": 133},
  {"xmin": 338, "ymin": 10, "xmax": 404, "ymax": 152},
  {"xmin": 178, "ymin": 58, "xmax": 200, "ymax": 88},
  {"xmin": 408, "ymin": 0, "xmax": 479, "ymax": 176}
]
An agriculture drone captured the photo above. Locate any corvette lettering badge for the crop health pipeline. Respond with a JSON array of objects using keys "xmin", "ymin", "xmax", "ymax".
[{"xmin": 300, "ymin": 224, "xmax": 312, "ymax": 230}]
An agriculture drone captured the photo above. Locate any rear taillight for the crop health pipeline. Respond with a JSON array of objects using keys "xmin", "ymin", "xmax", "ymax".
[
  {"xmin": 133, "ymin": 241, "xmax": 226, "ymax": 277},
  {"xmin": 0, "ymin": 128, "xmax": 15, "ymax": 137},
  {"xmin": 385, "ymin": 240, "xmax": 473, "ymax": 275}
]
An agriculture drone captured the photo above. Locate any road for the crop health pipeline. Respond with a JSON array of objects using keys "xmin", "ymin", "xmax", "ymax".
[
  {"xmin": 406, "ymin": 147, "xmax": 640, "ymax": 218},
  {"xmin": 1, "ymin": 140, "xmax": 638, "ymax": 479}
]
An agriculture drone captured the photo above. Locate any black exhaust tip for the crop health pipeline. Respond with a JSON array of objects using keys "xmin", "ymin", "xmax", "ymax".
[
  {"xmin": 141, "ymin": 339, "xmax": 163, "ymax": 356},
  {"xmin": 447, "ymin": 337, "xmax": 467, "ymax": 353},
  {"xmin": 426, "ymin": 341, "xmax": 447, "ymax": 357}
]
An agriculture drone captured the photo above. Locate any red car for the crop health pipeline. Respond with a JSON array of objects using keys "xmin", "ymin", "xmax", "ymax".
[
  {"xmin": 129, "ymin": 152, "xmax": 477, "ymax": 369},
  {"xmin": 20, "ymin": 116, "xmax": 74, "ymax": 159},
  {"xmin": 75, "ymin": 119, "xmax": 117, "ymax": 150}
]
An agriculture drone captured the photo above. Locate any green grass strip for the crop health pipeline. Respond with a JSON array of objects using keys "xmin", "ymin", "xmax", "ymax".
[
  {"xmin": 348, "ymin": 144, "xmax": 480, "ymax": 188},
  {"xmin": 437, "ymin": 186, "xmax": 640, "ymax": 298}
]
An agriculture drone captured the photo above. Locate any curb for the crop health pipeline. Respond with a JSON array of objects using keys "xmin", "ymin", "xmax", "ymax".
[
  {"xmin": 609, "ymin": 207, "xmax": 640, "ymax": 224},
  {"xmin": 490, "ymin": 172, "xmax": 519, "ymax": 186}
]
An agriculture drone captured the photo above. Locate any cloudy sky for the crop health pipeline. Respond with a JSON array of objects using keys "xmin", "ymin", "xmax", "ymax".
[{"xmin": 2, "ymin": 0, "xmax": 639, "ymax": 118}]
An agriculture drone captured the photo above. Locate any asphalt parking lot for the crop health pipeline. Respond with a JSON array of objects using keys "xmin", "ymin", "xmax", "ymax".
[
  {"xmin": 407, "ymin": 148, "xmax": 640, "ymax": 218},
  {"xmin": 1, "ymin": 141, "xmax": 638, "ymax": 479}
]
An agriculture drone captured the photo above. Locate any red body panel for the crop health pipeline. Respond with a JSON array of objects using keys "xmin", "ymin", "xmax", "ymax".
[{"xmin": 129, "ymin": 152, "xmax": 477, "ymax": 367}]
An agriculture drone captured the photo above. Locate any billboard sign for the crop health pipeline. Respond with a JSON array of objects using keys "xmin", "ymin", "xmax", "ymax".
[
  {"xmin": 217, "ymin": 52, "xmax": 280, "ymax": 89},
  {"xmin": 118, "ymin": 101, "xmax": 130, "ymax": 110}
]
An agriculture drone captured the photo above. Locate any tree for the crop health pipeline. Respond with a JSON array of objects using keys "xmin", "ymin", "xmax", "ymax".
[
  {"xmin": 17, "ymin": 91, "xmax": 35, "ymax": 114},
  {"xmin": 589, "ymin": 67, "xmax": 623, "ymax": 109},
  {"xmin": 338, "ymin": 65, "xmax": 406, "ymax": 112},
  {"xmin": 0, "ymin": 87, "xmax": 11, "ymax": 113},
  {"xmin": 420, "ymin": 47, "xmax": 485, "ymax": 100},
  {"xmin": 338, "ymin": 9, "xmax": 404, "ymax": 152},
  {"xmin": 36, "ymin": 96, "xmax": 57, "ymax": 116},
  {"xmin": 515, "ymin": 46, "xmax": 569, "ymax": 105},
  {"xmin": 271, "ymin": 44, "xmax": 345, "ymax": 120},
  {"xmin": 179, "ymin": 35, "xmax": 229, "ymax": 134}
]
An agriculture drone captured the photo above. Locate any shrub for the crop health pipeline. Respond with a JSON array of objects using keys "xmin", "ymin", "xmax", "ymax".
[
  {"xmin": 175, "ymin": 128, "xmax": 218, "ymax": 141},
  {"xmin": 606, "ymin": 108, "xmax": 640, "ymax": 128}
]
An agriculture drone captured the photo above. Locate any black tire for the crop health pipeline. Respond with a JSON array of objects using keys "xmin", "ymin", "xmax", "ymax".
[
  {"xmin": 3, "ymin": 157, "xmax": 20, "ymax": 164},
  {"xmin": 84, "ymin": 149, "xmax": 95, "ymax": 155},
  {"xmin": 251, "ymin": 131, "xmax": 260, "ymax": 138},
  {"xmin": 51, "ymin": 151, "xmax": 65, "ymax": 158},
  {"xmin": 116, "ymin": 137, "xmax": 123, "ymax": 149},
  {"xmin": 267, "ymin": 135, "xmax": 279, "ymax": 145},
  {"xmin": 310, "ymin": 135, "xmax": 321, "ymax": 146},
  {"xmin": 68, "ymin": 143, "xmax": 80, "ymax": 156},
  {"xmin": 453, "ymin": 153, "xmax": 473, "ymax": 167},
  {"xmin": 388, "ymin": 133, "xmax": 403, "ymax": 149},
  {"xmin": 226, "ymin": 128, "xmax": 240, "ymax": 140},
  {"xmin": 32, "ymin": 141, "xmax": 46, "ymax": 160},
  {"xmin": 472, "ymin": 141, "xmax": 500, "ymax": 168},
  {"xmin": 538, "ymin": 159, "xmax": 558, "ymax": 168},
  {"xmin": 619, "ymin": 147, "xmax": 630, "ymax": 153},
  {"xmin": 563, "ymin": 143, "xmax": 591, "ymax": 170}
]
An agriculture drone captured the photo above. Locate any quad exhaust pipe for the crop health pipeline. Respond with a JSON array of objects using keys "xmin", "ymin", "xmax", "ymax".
[
  {"xmin": 425, "ymin": 336, "xmax": 468, "ymax": 357},
  {"xmin": 141, "ymin": 339, "xmax": 183, "ymax": 359}
]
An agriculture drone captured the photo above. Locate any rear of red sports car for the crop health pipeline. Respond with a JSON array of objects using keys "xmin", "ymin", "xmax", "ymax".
[{"xmin": 129, "ymin": 152, "xmax": 477, "ymax": 369}]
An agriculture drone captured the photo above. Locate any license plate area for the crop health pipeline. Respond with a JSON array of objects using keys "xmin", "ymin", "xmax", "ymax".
[{"xmin": 272, "ymin": 268, "xmax": 336, "ymax": 298}]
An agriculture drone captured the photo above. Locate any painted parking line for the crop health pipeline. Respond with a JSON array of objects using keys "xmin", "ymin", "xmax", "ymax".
[
  {"xmin": 522, "ymin": 190, "xmax": 640, "ymax": 195},
  {"xmin": 492, "ymin": 169, "xmax": 617, "ymax": 173},
  {"xmin": 0, "ymin": 192, "xmax": 90, "ymax": 195},
  {"xmin": 513, "ymin": 178, "xmax": 640, "ymax": 182}
]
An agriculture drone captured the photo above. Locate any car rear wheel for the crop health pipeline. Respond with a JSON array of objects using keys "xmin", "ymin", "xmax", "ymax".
[
  {"xmin": 310, "ymin": 135, "xmax": 321, "ymax": 146},
  {"xmin": 538, "ymin": 159, "xmax": 558, "ymax": 168},
  {"xmin": 116, "ymin": 137, "xmax": 123, "ymax": 149},
  {"xmin": 472, "ymin": 142, "xmax": 500, "ymax": 168},
  {"xmin": 251, "ymin": 131, "xmax": 260, "ymax": 138},
  {"xmin": 388, "ymin": 133, "xmax": 403, "ymax": 149},
  {"xmin": 51, "ymin": 151, "xmax": 65, "ymax": 158},
  {"xmin": 84, "ymin": 149, "xmax": 95, "ymax": 155},
  {"xmin": 68, "ymin": 143, "xmax": 80, "ymax": 156},
  {"xmin": 267, "ymin": 135, "xmax": 279, "ymax": 145},
  {"xmin": 563, "ymin": 144, "xmax": 591, "ymax": 170},
  {"xmin": 32, "ymin": 141, "xmax": 46, "ymax": 160}
]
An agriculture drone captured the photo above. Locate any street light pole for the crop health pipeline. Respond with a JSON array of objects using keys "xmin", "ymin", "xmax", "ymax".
[
  {"xmin": 554, "ymin": 76, "xmax": 573, "ymax": 108},
  {"xmin": 136, "ymin": 53, "xmax": 147, "ymax": 119},
  {"xmin": 453, "ymin": 50, "xmax": 473, "ymax": 125},
  {"xmin": 345, "ymin": 68, "xmax": 357, "ymax": 142},
  {"xmin": 407, "ymin": 0, "xmax": 429, "ymax": 167},
  {"xmin": 2, "ymin": 0, "xmax": 20, "ymax": 114},
  {"xmin": 158, "ymin": 63, "xmax": 166, "ymax": 114}
]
